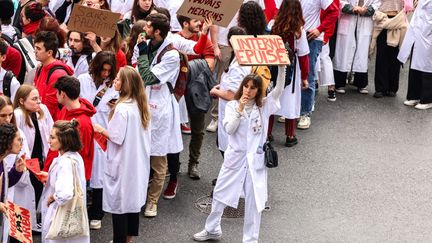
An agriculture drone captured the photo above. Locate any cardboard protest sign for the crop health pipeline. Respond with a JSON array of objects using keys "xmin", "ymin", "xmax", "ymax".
[
  {"xmin": 6, "ymin": 201, "xmax": 32, "ymax": 243},
  {"xmin": 177, "ymin": 0, "xmax": 243, "ymax": 27},
  {"xmin": 68, "ymin": 5, "xmax": 121, "ymax": 38},
  {"xmin": 230, "ymin": 35, "xmax": 290, "ymax": 66}
]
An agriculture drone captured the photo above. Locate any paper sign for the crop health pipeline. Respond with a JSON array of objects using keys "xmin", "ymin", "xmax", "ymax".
[
  {"xmin": 25, "ymin": 159, "xmax": 40, "ymax": 175},
  {"xmin": 230, "ymin": 35, "xmax": 290, "ymax": 66},
  {"xmin": 68, "ymin": 5, "xmax": 121, "ymax": 38},
  {"xmin": 6, "ymin": 201, "xmax": 32, "ymax": 243},
  {"xmin": 177, "ymin": 0, "xmax": 243, "ymax": 27},
  {"xmin": 94, "ymin": 133, "xmax": 107, "ymax": 152}
]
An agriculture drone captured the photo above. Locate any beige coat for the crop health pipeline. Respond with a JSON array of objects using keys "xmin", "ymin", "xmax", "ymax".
[{"xmin": 369, "ymin": 10, "xmax": 409, "ymax": 57}]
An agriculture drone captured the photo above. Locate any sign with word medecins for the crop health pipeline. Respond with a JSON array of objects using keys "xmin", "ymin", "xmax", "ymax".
[
  {"xmin": 230, "ymin": 35, "xmax": 290, "ymax": 66},
  {"xmin": 177, "ymin": 0, "xmax": 243, "ymax": 27},
  {"xmin": 68, "ymin": 5, "xmax": 121, "ymax": 38},
  {"xmin": 6, "ymin": 201, "xmax": 32, "ymax": 243}
]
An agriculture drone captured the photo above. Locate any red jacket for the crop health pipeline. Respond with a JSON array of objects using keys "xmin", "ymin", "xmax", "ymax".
[
  {"xmin": 34, "ymin": 60, "xmax": 74, "ymax": 120},
  {"xmin": 116, "ymin": 50, "xmax": 127, "ymax": 71},
  {"xmin": 319, "ymin": 0, "xmax": 340, "ymax": 43},
  {"xmin": 2, "ymin": 46, "xmax": 22, "ymax": 77},
  {"xmin": 44, "ymin": 98, "xmax": 96, "ymax": 180}
]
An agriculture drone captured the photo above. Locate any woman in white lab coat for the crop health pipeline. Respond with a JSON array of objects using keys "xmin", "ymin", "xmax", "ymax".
[
  {"xmin": 210, "ymin": 26, "xmax": 251, "ymax": 154},
  {"xmin": 40, "ymin": 119, "xmax": 89, "ymax": 243},
  {"xmin": 13, "ymin": 85, "xmax": 53, "ymax": 214},
  {"xmin": 79, "ymin": 51, "xmax": 118, "ymax": 230},
  {"xmin": 333, "ymin": 0, "xmax": 380, "ymax": 93},
  {"xmin": 398, "ymin": 0, "xmax": 432, "ymax": 110},
  {"xmin": 194, "ymin": 66, "xmax": 286, "ymax": 243},
  {"xmin": 93, "ymin": 66, "xmax": 151, "ymax": 243}
]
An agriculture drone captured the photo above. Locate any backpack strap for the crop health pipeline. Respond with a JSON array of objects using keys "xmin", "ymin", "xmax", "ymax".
[
  {"xmin": 46, "ymin": 66, "xmax": 68, "ymax": 85},
  {"xmin": 3, "ymin": 71, "xmax": 14, "ymax": 98},
  {"xmin": 1, "ymin": 34, "xmax": 14, "ymax": 46},
  {"xmin": 156, "ymin": 44, "xmax": 176, "ymax": 94}
]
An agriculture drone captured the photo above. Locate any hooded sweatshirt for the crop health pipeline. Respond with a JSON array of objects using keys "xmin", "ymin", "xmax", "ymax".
[
  {"xmin": 34, "ymin": 60, "xmax": 74, "ymax": 121},
  {"xmin": 43, "ymin": 98, "xmax": 96, "ymax": 180}
]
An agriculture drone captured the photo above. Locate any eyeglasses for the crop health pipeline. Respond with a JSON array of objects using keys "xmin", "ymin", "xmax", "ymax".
[{"xmin": 0, "ymin": 113, "xmax": 13, "ymax": 118}]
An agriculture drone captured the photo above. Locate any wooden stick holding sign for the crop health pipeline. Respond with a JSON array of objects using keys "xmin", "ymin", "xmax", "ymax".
[
  {"xmin": 6, "ymin": 201, "xmax": 32, "ymax": 243},
  {"xmin": 68, "ymin": 5, "xmax": 121, "ymax": 38},
  {"xmin": 230, "ymin": 35, "xmax": 290, "ymax": 66},
  {"xmin": 177, "ymin": 0, "xmax": 243, "ymax": 27}
]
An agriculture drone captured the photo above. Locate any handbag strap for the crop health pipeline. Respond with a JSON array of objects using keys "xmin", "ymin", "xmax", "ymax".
[{"xmin": 67, "ymin": 157, "xmax": 83, "ymax": 196}]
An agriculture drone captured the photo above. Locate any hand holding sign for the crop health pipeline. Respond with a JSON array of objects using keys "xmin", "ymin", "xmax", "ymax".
[{"xmin": 15, "ymin": 154, "xmax": 26, "ymax": 173}]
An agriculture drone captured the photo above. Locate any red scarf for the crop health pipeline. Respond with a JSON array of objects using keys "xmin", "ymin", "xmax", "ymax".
[{"xmin": 23, "ymin": 19, "xmax": 41, "ymax": 36}]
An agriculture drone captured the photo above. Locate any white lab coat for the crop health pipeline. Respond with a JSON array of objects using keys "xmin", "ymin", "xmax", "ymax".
[
  {"xmin": 0, "ymin": 68, "xmax": 21, "ymax": 101},
  {"xmin": 40, "ymin": 151, "xmax": 89, "ymax": 243},
  {"xmin": 66, "ymin": 54, "xmax": 91, "ymax": 78},
  {"xmin": 217, "ymin": 59, "xmax": 251, "ymax": 152},
  {"xmin": 144, "ymin": 36, "xmax": 183, "ymax": 156},
  {"xmin": 49, "ymin": 0, "xmax": 72, "ymax": 23},
  {"xmin": 79, "ymin": 73, "xmax": 119, "ymax": 188},
  {"xmin": 3, "ymin": 130, "xmax": 35, "ymax": 243},
  {"xmin": 179, "ymin": 96, "xmax": 188, "ymax": 124},
  {"xmin": 108, "ymin": 0, "xmax": 134, "ymax": 15},
  {"xmin": 319, "ymin": 44, "xmax": 335, "ymax": 86},
  {"xmin": 14, "ymin": 104, "xmax": 53, "ymax": 158},
  {"xmin": 397, "ymin": 0, "xmax": 432, "ymax": 72},
  {"xmin": 103, "ymin": 100, "xmax": 151, "ymax": 214},
  {"xmin": 275, "ymin": 29, "xmax": 310, "ymax": 119},
  {"xmin": 333, "ymin": 0, "xmax": 380, "ymax": 72}
]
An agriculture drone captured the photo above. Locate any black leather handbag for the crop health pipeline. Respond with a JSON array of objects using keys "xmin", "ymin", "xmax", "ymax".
[{"xmin": 263, "ymin": 140, "xmax": 278, "ymax": 168}]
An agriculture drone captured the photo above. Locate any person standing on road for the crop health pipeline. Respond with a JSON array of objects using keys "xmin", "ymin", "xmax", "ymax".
[
  {"xmin": 193, "ymin": 65, "xmax": 286, "ymax": 243},
  {"xmin": 93, "ymin": 66, "xmax": 151, "ymax": 243},
  {"xmin": 398, "ymin": 0, "xmax": 432, "ymax": 110}
]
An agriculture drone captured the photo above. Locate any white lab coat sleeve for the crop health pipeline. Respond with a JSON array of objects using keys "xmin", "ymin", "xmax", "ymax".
[
  {"xmin": 151, "ymin": 50, "xmax": 180, "ymax": 85},
  {"xmin": 53, "ymin": 158, "xmax": 74, "ymax": 206},
  {"xmin": 223, "ymin": 102, "xmax": 242, "ymax": 135},
  {"xmin": 321, "ymin": 0, "xmax": 333, "ymax": 10},
  {"xmin": 10, "ymin": 77, "xmax": 20, "ymax": 102},
  {"xmin": 171, "ymin": 33, "xmax": 198, "ymax": 55},
  {"xmin": 108, "ymin": 106, "xmax": 127, "ymax": 145}
]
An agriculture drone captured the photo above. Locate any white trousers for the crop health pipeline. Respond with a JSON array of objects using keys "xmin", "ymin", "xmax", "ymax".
[
  {"xmin": 319, "ymin": 44, "xmax": 335, "ymax": 86},
  {"xmin": 205, "ymin": 168, "xmax": 262, "ymax": 243},
  {"xmin": 179, "ymin": 96, "xmax": 188, "ymax": 124}
]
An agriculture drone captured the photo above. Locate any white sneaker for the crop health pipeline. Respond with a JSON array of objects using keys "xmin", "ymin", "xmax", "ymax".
[
  {"xmin": 404, "ymin": 100, "xmax": 420, "ymax": 106},
  {"xmin": 206, "ymin": 119, "xmax": 218, "ymax": 133},
  {"xmin": 144, "ymin": 203, "xmax": 157, "ymax": 217},
  {"xmin": 297, "ymin": 116, "xmax": 311, "ymax": 130},
  {"xmin": 358, "ymin": 87, "xmax": 369, "ymax": 94},
  {"xmin": 90, "ymin": 220, "xmax": 102, "ymax": 230},
  {"xmin": 277, "ymin": 116, "xmax": 285, "ymax": 123},
  {"xmin": 335, "ymin": 87, "xmax": 346, "ymax": 94},
  {"xmin": 193, "ymin": 229, "xmax": 222, "ymax": 241},
  {"xmin": 414, "ymin": 103, "xmax": 432, "ymax": 110}
]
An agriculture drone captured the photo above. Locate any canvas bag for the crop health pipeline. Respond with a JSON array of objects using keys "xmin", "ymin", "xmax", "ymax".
[{"xmin": 45, "ymin": 158, "xmax": 89, "ymax": 240}]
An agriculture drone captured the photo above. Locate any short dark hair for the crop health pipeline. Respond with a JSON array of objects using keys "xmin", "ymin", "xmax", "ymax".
[
  {"xmin": 53, "ymin": 119, "xmax": 82, "ymax": 152},
  {"xmin": 0, "ymin": 39, "xmax": 8, "ymax": 55},
  {"xmin": 54, "ymin": 76, "xmax": 80, "ymax": 100},
  {"xmin": 0, "ymin": 123, "xmax": 18, "ymax": 157},
  {"xmin": 24, "ymin": 1, "xmax": 46, "ymax": 22},
  {"xmin": 145, "ymin": 13, "xmax": 170, "ymax": 39},
  {"xmin": 176, "ymin": 15, "xmax": 191, "ymax": 29},
  {"xmin": 153, "ymin": 7, "xmax": 171, "ymax": 21},
  {"xmin": 89, "ymin": 51, "xmax": 117, "ymax": 86},
  {"xmin": 34, "ymin": 31, "xmax": 59, "ymax": 56}
]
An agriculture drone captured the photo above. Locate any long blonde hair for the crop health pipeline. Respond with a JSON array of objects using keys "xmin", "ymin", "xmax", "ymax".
[
  {"xmin": 13, "ymin": 84, "xmax": 44, "ymax": 128},
  {"xmin": 109, "ymin": 66, "xmax": 150, "ymax": 129}
]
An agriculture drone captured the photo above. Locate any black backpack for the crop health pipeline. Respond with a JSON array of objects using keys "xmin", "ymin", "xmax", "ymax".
[
  {"xmin": 2, "ymin": 71, "xmax": 14, "ymax": 98},
  {"xmin": 36, "ymin": 65, "xmax": 72, "ymax": 85}
]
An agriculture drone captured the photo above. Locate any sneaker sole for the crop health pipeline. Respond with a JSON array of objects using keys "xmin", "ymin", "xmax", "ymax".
[
  {"xmin": 297, "ymin": 125, "xmax": 310, "ymax": 130},
  {"xmin": 193, "ymin": 235, "xmax": 222, "ymax": 242},
  {"xmin": 285, "ymin": 141, "xmax": 298, "ymax": 147},
  {"xmin": 206, "ymin": 128, "xmax": 217, "ymax": 133},
  {"xmin": 90, "ymin": 225, "xmax": 102, "ymax": 230},
  {"xmin": 327, "ymin": 98, "xmax": 336, "ymax": 102},
  {"xmin": 144, "ymin": 212, "xmax": 157, "ymax": 217},
  {"xmin": 182, "ymin": 131, "xmax": 192, "ymax": 135},
  {"xmin": 163, "ymin": 187, "xmax": 177, "ymax": 200}
]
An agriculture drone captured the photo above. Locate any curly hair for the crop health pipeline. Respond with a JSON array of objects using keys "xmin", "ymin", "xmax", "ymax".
[
  {"xmin": 0, "ymin": 123, "xmax": 18, "ymax": 157},
  {"xmin": 237, "ymin": 1, "xmax": 267, "ymax": 36},
  {"xmin": 271, "ymin": 0, "xmax": 305, "ymax": 39}
]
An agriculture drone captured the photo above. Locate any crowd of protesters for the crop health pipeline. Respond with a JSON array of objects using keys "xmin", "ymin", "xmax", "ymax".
[{"xmin": 0, "ymin": 0, "xmax": 428, "ymax": 242}]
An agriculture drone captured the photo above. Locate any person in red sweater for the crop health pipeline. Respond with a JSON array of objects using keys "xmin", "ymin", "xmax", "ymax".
[
  {"xmin": 2, "ymin": 45, "xmax": 22, "ymax": 78},
  {"xmin": 43, "ymin": 76, "xmax": 96, "ymax": 180},
  {"xmin": 34, "ymin": 31, "xmax": 74, "ymax": 121}
]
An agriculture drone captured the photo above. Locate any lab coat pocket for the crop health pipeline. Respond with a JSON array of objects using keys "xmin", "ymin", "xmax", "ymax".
[
  {"xmin": 105, "ymin": 159, "xmax": 119, "ymax": 180},
  {"xmin": 254, "ymin": 153, "xmax": 266, "ymax": 170},
  {"xmin": 337, "ymin": 15, "xmax": 351, "ymax": 36},
  {"xmin": 223, "ymin": 150, "xmax": 244, "ymax": 170}
]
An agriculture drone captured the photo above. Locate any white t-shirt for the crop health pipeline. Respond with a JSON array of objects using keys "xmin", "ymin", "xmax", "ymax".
[{"xmin": 300, "ymin": 0, "xmax": 332, "ymax": 31}]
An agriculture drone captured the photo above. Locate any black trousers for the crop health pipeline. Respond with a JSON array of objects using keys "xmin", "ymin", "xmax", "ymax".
[
  {"xmin": 88, "ymin": 188, "xmax": 104, "ymax": 220},
  {"xmin": 407, "ymin": 68, "xmax": 432, "ymax": 104},
  {"xmin": 334, "ymin": 70, "xmax": 368, "ymax": 89},
  {"xmin": 167, "ymin": 153, "xmax": 180, "ymax": 182},
  {"xmin": 374, "ymin": 29, "xmax": 401, "ymax": 93},
  {"xmin": 112, "ymin": 213, "xmax": 139, "ymax": 243}
]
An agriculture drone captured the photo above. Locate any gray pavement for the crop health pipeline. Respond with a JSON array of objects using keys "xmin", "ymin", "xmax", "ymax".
[{"xmin": 85, "ymin": 63, "xmax": 432, "ymax": 243}]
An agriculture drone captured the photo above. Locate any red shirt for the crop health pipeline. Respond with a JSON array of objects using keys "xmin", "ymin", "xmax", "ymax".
[
  {"xmin": 2, "ymin": 46, "xmax": 22, "ymax": 77},
  {"xmin": 116, "ymin": 49, "xmax": 127, "ymax": 71}
]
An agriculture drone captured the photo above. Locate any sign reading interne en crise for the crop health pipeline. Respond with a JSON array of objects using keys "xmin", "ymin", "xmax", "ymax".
[
  {"xmin": 230, "ymin": 35, "xmax": 290, "ymax": 66},
  {"xmin": 177, "ymin": 0, "xmax": 243, "ymax": 27},
  {"xmin": 7, "ymin": 201, "xmax": 32, "ymax": 243},
  {"xmin": 68, "ymin": 5, "xmax": 121, "ymax": 38}
]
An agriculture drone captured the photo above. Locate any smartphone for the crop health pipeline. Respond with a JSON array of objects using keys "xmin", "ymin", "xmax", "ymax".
[{"xmin": 140, "ymin": 32, "xmax": 147, "ymax": 38}]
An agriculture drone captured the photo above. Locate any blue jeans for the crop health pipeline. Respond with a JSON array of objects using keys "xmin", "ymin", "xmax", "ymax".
[{"xmin": 301, "ymin": 39, "xmax": 322, "ymax": 116}]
